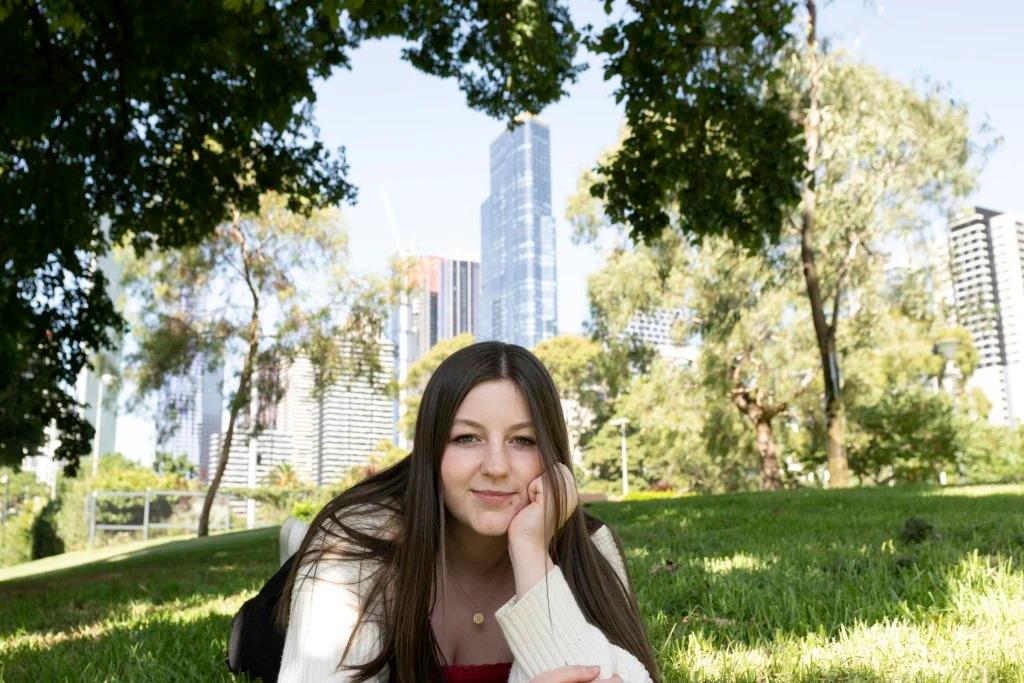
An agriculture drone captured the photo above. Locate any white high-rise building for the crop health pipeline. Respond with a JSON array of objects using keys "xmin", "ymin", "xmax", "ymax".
[
  {"xmin": 310, "ymin": 339, "xmax": 396, "ymax": 485},
  {"xmin": 948, "ymin": 207, "xmax": 1024, "ymax": 426},
  {"xmin": 76, "ymin": 350, "xmax": 120, "ymax": 461},
  {"xmin": 623, "ymin": 309, "xmax": 698, "ymax": 368},
  {"xmin": 211, "ymin": 429, "xmax": 297, "ymax": 489},
  {"xmin": 215, "ymin": 339, "xmax": 396, "ymax": 489},
  {"xmin": 157, "ymin": 355, "xmax": 223, "ymax": 481}
]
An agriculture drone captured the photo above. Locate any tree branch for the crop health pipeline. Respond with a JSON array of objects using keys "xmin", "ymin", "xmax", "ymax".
[{"xmin": 828, "ymin": 231, "xmax": 861, "ymax": 335}]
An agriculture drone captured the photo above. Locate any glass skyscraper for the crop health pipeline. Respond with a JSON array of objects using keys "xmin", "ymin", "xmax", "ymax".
[{"xmin": 479, "ymin": 116, "xmax": 557, "ymax": 349}]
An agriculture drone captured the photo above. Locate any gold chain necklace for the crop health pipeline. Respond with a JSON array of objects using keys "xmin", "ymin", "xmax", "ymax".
[{"xmin": 445, "ymin": 561, "xmax": 511, "ymax": 625}]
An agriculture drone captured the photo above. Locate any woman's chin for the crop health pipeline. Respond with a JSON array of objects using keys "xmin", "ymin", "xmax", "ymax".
[{"xmin": 470, "ymin": 514, "xmax": 513, "ymax": 537}]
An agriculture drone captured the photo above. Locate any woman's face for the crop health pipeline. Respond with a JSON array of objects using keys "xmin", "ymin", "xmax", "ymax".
[{"xmin": 440, "ymin": 379, "xmax": 544, "ymax": 539}]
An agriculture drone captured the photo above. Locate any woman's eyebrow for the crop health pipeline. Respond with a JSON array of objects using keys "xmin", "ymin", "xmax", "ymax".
[{"xmin": 452, "ymin": 418, "xmax": 534, "ymax": 431}]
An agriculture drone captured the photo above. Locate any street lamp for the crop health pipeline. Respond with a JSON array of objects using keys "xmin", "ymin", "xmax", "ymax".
[
  {"xmin": 609, "ymin": 417, "xmax": 630, "ymax": 497},
  {"xmin": 933, "ymin": 338, "xmax": 962, "ymax": 395},
  {"xmin": 1, "ymin": 473, "xmax": 9, "ymax": 542},
  {"xmin": 92, "ymin": 373, "xmax": 114, "ymax": 477},
  {"xmin": 932, "ymin": 337, "xmax": 962, "ymax": 485}
]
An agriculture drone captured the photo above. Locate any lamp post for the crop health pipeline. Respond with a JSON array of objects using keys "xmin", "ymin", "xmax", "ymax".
[
  {"xmin": 609, "ymin": 417, "xmax": 630, "ymax": 497},
  {"xmin": 932, "ymin": 338, "xmax": 962, "ymax": 485},
  {"xmin": 1, "ymin": 473, "xmax": 9, "ymax": 543},
  {"xmin": 92, "ymin": 373, "xmax": 114, "ymax": 477},
  {"xmin": 933, "ymin": 338, "xmax": 962, "ymax": 396}
]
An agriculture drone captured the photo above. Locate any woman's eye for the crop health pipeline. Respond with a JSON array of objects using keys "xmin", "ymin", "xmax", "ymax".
[
  {"xmin": 452, "ymin": 434, "xmax": 478, "ymax": 444},
  {"xmin": 510, "ymin": 436, "xmax": 536, "ymax": 447}
]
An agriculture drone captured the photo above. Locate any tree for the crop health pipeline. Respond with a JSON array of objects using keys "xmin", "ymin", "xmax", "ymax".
[
  {"xmin": 532, "ymin": 335, "xmax": 602, "ymax": 462},
  {"xmin": 689, "ymin": 241, "xmax": 817, "ymax": 491},
  {"xmin": 838, "ymin": 264, "xmax": 984, "ymax": 485},
  {"xmin": 585, "ymin": 0, "xmax": 803, "ymax": 247},
  {"xmin": 584, "ymin": 358, "xmax": 717, "ymax": 493},
  {"xmin": 785, "ymin": 44, "xmax": 975, "ymax": 486},
  {"xmin": 124, "ymin": 192, "xmax": 392, "ymax": 536},
  {"xmin": 1, "ymin": 0, "xmax": 583, "ymax": 470},
  {"xmin": 153, "ymin": 452, "xmax": 198, "ymax": 485},
  {"xmin": 584, "ymin": 4, "xmax": 977, "ymax": 485},
  {"xmin": 579, "ymin": 224, "xmax": 818, "ymax": 491},
  {"xmin": 264, "ymin": 462, "xmax": 301, "ymax": 489}
]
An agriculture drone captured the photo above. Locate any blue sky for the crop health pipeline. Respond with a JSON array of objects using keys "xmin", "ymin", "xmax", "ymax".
[
  {"xmin": 114, "ymin": 1, "xmax": 1023, "ymax": 461},
  {"xmin": 314, "ymin": 0, "xmax": 1023, "ymax": 336}
]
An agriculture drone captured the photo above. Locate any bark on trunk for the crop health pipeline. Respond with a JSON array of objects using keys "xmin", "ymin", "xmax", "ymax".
[
  {"xmin": 755, "ymin": 419, "xmax": 783, "ymax": 491},
  {"xmin": 197, "ymin": 314, "xmax": 259, "ymax": 537},
  {"xmin": 799, "ymin": 0, "xmax": 850, "ymax": 487},
  {"xmin": 731, "ymin": 379, "xmax": 785, "ymax": 492}
]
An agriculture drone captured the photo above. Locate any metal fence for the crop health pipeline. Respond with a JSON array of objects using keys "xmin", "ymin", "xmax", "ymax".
[{"xmin": 86, "ymin": 489, "xmax": 234, "ymax": 546}]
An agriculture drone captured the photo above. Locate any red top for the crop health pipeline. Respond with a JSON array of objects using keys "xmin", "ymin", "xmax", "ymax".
[{"xmin": 442, "ymin": 662, "xmax": 513, "ymax": 683}]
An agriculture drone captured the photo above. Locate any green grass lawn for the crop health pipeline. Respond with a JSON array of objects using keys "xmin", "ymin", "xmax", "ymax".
[{"xmin": 1, "ymin": 484, "xmax": 1022, "ymax": 682}]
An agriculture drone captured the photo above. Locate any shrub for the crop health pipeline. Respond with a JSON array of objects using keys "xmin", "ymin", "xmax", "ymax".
[
  {"xmin": 30, "ymin": 498, "xmax": 64, "ymax": 559},
  {"xmin": 55, "ymin": 452, "xmax": 193, "ymax": 551},
  {"xmin": 957, "ymin": 421, "xmax": 1024, "ymax": 484},
  {"xmin": 0, "ymin": 506, "xmax": 35, "ymax": 567},
  {"xmin": 290, "ymin": 501, "xmax": 319, "ymax": 523}
]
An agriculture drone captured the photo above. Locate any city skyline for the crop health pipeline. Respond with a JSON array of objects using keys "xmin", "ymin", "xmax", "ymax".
[
  {"xmin": 156, "ymin": 354, "xmax": 224, "ymax": 482},
  {"xmin": 216, "ymin": 340, "xmax": 396, "ymax": 490},
  {"xmin": 106, "ymin": 0, "xmax": 1021, "ymax": 464}
]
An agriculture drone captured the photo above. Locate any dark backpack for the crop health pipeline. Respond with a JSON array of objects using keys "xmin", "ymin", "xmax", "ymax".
[{"xmin": 226, "ymin": 554, "xmax": 295, "ymax": 682}]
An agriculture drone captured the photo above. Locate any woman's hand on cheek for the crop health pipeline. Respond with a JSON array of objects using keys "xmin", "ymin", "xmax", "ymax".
[{"xmin": 507, "ymin": 463, "xmax": 579, "ymax": 554}]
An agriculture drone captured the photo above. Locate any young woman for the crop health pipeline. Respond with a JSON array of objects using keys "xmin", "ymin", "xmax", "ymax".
[{"xmin": 276, "ymin": 342, "xmax": 660, "ymax": 682}]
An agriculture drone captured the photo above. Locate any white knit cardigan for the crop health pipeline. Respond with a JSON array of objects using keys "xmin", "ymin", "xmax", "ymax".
[{"xmin": 277, "ymin": 509, "xmax": 654, "ymax": 682}]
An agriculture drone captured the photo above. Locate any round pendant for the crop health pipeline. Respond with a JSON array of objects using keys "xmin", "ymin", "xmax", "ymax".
[{"xmin": 472, "ymin": 612, "xmax": 485, "ymax": 625}]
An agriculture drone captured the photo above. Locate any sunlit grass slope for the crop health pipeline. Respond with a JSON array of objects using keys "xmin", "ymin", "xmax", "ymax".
[
  {"xmin": 592, "ymin": 484, "xmax": 1024, "ymax": 682},
  {"xmin": 0, "ymin": 528, "xmax": 277, "ymax": 682},
  {"xmin": 1, "ymin": 485, "xmax": 1022, "ymax": 681}
]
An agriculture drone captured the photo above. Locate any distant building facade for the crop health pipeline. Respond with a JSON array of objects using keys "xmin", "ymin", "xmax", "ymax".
[
  {"xmin": 216, "ymin": 338, "xmax": 396, "ymax": 488},
  {"xmin": 479, "ymin": 116, "xmax": 557, "ymax": 349},
  {"xmin": 157, "ymin": 355, "xmax": 223, "ymax": 482},
  {"xmin": 623, "ymin": 309, "xmax": 698, "ymax": 368},
  {"xmin": 947, "ymin": 207, "xmax": 1024, "ymax": 426},
  {"xmin": 403, "ymin": 255, "xmax": 480, "ymax": 364}
]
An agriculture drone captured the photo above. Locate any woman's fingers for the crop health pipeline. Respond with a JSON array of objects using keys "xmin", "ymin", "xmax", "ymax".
[
  {"xmin": 528, "ymin": 664, "xmax": 602, "ymax": 682},
  {"xmin": 528, "ymin": 472, "xmax": 544, "ymax": 503},
  {"xmin": 519, "ymin": 464, "xmax": 580, "ymax": 545},
  {"xmin": 554, "ymin": 462, "xmax": 579, "ymax": 526}
]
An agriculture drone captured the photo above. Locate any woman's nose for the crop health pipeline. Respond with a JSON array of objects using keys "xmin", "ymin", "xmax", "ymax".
[{"xmin": 480, "ymin": 441, "xmax": 510, "ymax": 476}]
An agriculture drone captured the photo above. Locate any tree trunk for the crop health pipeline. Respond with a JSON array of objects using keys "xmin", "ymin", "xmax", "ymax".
[
  {"xmin": 755, "ymin": 419, "xmax": 783, "ymax": 491},
  {"xmin": 197, "ymin": 313, "xmax": 259, "ymax": 537},
  {"xmin": 730, "ymin": 383, "xmax": 785, "ymax": 492},
  {"xmin": 799, "ymin": 0, "xmax": 850, "ymax": 487}
]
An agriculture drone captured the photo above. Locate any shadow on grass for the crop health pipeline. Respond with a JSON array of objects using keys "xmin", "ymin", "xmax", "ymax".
[
  {"xmin": 589, "ymin": 485, "xmax": 1024, "ymax": 648},
  {"xmin": 0, "ymin": 610, "xmax": 244, "ymax": 682},
  {"xmin": 0, "ymin": 528, "xmax": 279, "ymax": 641},
  {"xmin": 0, "ymin": 527, "xmax": 278, "ymax": 589}
]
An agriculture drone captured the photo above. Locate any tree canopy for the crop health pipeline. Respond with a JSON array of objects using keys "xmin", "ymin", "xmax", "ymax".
[
  {"xmin": 0, "ymin": 0, "xmax": 583, "ymax": 470},
  {"xmin": 579, "ymin": 2, "xmax": 977, "ymax": 485}
]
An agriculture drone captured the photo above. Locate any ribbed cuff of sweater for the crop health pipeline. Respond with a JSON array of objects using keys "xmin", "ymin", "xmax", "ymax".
[{"xmin": 494, "ymin": 565, "xmax": 597, "ymax": 678}]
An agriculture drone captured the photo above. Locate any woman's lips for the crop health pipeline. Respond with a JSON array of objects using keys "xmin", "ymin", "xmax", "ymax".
[{"xmin": 472, "ymin": 490, "xmax": 515, "ymax": 504}]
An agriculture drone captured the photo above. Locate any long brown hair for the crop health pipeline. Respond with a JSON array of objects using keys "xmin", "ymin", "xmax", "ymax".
[{"xmin": 276, "ymin": 341, "xmax": 660, "ymax": 681}]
